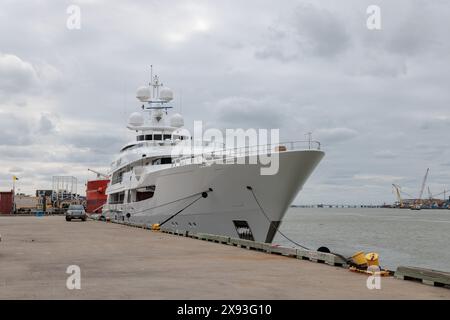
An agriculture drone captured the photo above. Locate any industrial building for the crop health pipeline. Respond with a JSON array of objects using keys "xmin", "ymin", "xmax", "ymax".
[{"xmin": 0, "ymin": 186, "xmax": 84, "ymax": 214}]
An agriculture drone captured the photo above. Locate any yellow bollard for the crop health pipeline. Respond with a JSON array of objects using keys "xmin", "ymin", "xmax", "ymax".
[
  {"xmin": 351, "ymin": 251, "xmax": 368, "ymax": 266},
  {"xmin": 365, "ymin": 252, "xmax": 379, "ymax": 266},
  {"xmin": 151, "ymin": 223, "xmax": 161, "ymax": 231}
]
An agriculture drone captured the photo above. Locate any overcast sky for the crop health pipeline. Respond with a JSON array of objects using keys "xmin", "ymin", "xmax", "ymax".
[{"xmin": 1, "ymin": 0, "xmax": 450, "ymax": 204}]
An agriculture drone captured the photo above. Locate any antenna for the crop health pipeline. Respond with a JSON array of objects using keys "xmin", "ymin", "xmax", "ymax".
[
  {"xmin": 150, "ymin": 65, "xmax": 154, "ymax": 98},
  {"xmin": 137, "ymin": 66, "xmax": 173, "ymax": 113},
  {"xmin": 180, "ymin": 88, "xmax": 183, "ymax": 113},
  {"xmin": 122, "ymin": 80, "xmax": 126, "ymax": 117},
  {"xmin": 150, "ymin": 65, "xmax": 153, "ymax": 86}
]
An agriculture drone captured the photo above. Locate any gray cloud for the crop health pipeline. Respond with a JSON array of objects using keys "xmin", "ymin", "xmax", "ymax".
[
  {"xmin": 255, "ymin": 4, "xmax": 350, "ymax": 62},
  {"xmin": 315, "ymin": 127, "xmax": 358, "ymax": 144},
  {"xmin": 9, "ymin": 166, "xmax": 24, "ymax": 173},
  {"xmin": 373, "ymin": 150, "xmax": 397, "ymax": 159},
  {"xmin": 1, "ymin": 0, "xmax": 450, "ymax": 204},
  {"xmin": 0, "ymin": 53, "xmax": 39, "ymax": 97},
  {"xmin": 38, "ymin": 113, "xmax": 57, "ymax": 135},
  {"xmin": 0, "ymin": 113, "xmax": 33, "ymax": 146},
  {"xmin": 212, "ymin": 96, "xmax": 285, "ymax": 129},
  {"xmin": 62, "ymin": 132, "xmax": 127, "ymax": 155}
]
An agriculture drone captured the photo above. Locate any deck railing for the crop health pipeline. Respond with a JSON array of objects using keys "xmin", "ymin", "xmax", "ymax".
[{"xmin": 172, "ymin": 140, "xmax": 321, "ymax": 167}]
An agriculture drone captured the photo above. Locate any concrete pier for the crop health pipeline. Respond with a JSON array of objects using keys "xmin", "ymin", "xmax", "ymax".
[{"xmin": 0, "ymin": 216, "xmax": 449, "ymax": 299}]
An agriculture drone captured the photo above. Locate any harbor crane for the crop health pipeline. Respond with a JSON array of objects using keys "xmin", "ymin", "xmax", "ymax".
[
  {"xmin": 427, "ymin": 186, "xmax": 433, "ymax": 205},
  {"xmin": 430, "ymin": 189, "xmax": 449, "ymax": 200},
  {"xmin": 88, "ymin": 168, "xmax": 109, "ymax": 179},
  {"xmin": 412, "ymin": 168, "xmax": 429, "ymax": 210},
  {"xmin": 392, "ymin": 184, "xmax": 404, "ymax": 208}
]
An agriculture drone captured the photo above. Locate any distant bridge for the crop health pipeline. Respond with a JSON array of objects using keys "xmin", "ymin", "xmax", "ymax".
[{"xmin": 291, "ymin": 204, "xmax": 386, "ymax": 209}]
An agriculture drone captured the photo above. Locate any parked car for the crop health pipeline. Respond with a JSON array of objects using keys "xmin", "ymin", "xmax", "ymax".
[{"xmin": 65, "ymin": 205, "xmax": 87, "ymax": 221}]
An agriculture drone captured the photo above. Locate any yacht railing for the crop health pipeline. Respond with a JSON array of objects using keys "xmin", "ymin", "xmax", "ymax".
[{"xmin": 172, "ymin": 140, "xmax": 321, "ymax": 167}]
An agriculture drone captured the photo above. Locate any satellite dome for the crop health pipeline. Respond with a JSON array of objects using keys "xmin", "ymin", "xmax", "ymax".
[
  {"xmin": 136, "ymin": 86, "xmax": 151, "ymax": 102},
  {"xmin": 170, "ymin": 113, "xmax": 184, "ymax": 128},
  {"xmin": 128, "ymin": 112, "xmax": 144, "ymax": 127},
  {"xmin": 159, "ymin": 87, "xmax": 174, "ymax": 102}
]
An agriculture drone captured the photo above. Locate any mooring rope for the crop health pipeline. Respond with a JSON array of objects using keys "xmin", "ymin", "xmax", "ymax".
[
  {"xmin": 247, "ymin": 185, "xmax": 354, "ymax": 264},
  {"xmin": 127, "ymin": 189, "xmax": 212, "ymax": 215},
  {"xmin": 159, "ymin": 190, "xmax": 211, "ymax": 227},
  {"xmin": 246, "ymin": 186, "xmax": 311, "ymax": 250}
]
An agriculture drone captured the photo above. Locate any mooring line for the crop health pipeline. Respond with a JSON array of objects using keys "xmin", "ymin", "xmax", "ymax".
[
  {"xmin": 159, "ymin": 190, "xmax": 211, "ymax": 227},
  {"xmin": 246, "ymin": 186, "xmax": 311, "ymax": 250},
  {"xmin": 128, "ymin": 189, "xmax": 212, "ymax": 215},
  {"xmin": 246, "ymin": 185, "xmax": 353, "ymax": 264}
]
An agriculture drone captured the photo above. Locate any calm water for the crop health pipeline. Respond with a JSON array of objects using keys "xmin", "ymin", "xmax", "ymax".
[{"xmin": 274, "ymin": 208, "xmax": 450, "ymax": 272}]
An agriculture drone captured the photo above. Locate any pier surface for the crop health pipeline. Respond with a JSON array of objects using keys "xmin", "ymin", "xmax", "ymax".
[{"xmin": 0, "ymin": 216, "xmax": 449, "ymax": 299}]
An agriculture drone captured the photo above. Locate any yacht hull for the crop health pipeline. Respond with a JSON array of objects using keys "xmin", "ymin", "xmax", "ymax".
[{"xmin": 104, "ymin": 150, "xmax": 324, "ymax": 243}]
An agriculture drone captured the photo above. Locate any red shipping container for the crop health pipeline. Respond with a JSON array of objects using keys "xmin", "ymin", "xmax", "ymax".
[
  {"xmin": 0, "ymin": 191, "xmax": 14, "ymax": 215},
  {"xmin": 86, "ymin": 180, "xmax": 109, "ymax": 214}
]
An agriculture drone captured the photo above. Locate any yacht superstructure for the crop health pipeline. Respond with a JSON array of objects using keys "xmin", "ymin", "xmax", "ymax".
[{"xmin": 103, "ymin": 69, "xmax": 324, "ymax": 243}]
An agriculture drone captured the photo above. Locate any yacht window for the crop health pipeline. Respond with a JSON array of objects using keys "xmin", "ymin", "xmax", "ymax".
[
  {"xmin": 152, "ymin": 157, "xmax": 172, "ymax": 165},
  {"xmin": 111, "ymin": 171, "xmax": 124, "ymax": 184},
  {"xmin": 154, "ymin": 134, "xmax": 162, "ymax": 140},
  {"xmin": 136, "ymin": 185, "xmax": 155, "ymax": 202},
  {"xmin": 137, "ymin": 135, "xmax": 145, "ymax": 141},
  {"xmin": 109, "ymin": 192, "xmax": 125, "ymax": 204},
  {"xmin": 163, "ymin": 134, "xmax": 171, "ymax": 140},
  {"xmin": 145, "ymin": 135, "xmax": 153, "ymax": 140}
]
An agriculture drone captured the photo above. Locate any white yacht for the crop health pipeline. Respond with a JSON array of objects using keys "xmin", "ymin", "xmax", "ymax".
[{"xmin": 103, "ymin": 70, "xmax": 324, "ymax": 243}]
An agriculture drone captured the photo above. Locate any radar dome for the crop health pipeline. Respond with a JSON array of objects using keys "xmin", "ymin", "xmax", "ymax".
[
  {"xmin": 128, "ymin": 112, "xmax": 144, "ymax": 127},
  {"xmin": 159, "ymin": 87, "xmax": 174, "ymax": 102},
  {"xmin": 170, "ymin": 113, "xmax": 184, "ymax": 128},
  {"xmin": 136, "ymin": 86, "xmax": 151, "ymax": 102}
]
